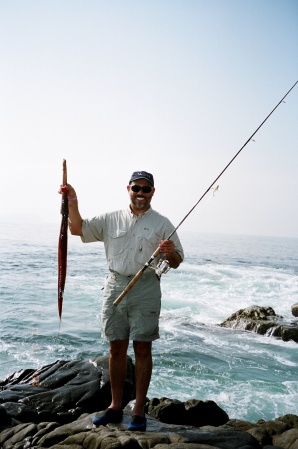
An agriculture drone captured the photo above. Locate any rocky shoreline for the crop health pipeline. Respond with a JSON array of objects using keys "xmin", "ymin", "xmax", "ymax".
[
  {"xmin": 1, "ymin": 306, "xmax": 297, "ymax": 448},
  {"xmin": 2, "ymin": 408, "xmax": 298, "ymax": 449},
  {"xmin": 1, "ymin": 355, "xmax": 297, "ymax": 449}
]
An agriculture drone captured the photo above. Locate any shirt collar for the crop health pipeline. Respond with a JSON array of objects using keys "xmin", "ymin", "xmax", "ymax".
[{"xmin": 129, "ymin": 205, "xmax": 152, "ymax": 218}]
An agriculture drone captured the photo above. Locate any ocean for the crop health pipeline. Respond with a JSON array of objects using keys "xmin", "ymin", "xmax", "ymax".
[{"xmin": 0, "ymin": 222, "xmax": 297, "ymax": 423}]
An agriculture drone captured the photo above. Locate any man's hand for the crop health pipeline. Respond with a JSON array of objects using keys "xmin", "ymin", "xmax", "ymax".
[
  {"xmin": 159, "ymin": 239, "xmax": 175, "ymax": 255},
  {"xmin": 58, "ymin": 183, "xmax": 82, "ymax": 236},
  {"xmin": 58, "ymin": 183, "xmax": 77, "ymax": 201},
  {"xmin": 159, "ymin": 240, "xmax": 182, "ymax": 269}
]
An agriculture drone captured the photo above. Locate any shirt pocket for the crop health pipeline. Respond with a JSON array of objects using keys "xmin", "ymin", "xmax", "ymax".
[
  {"xmin": 107, "ymin": 228, "xmax": 128, "ymax": 256},
  {"xmin": 136, "ymin": 232, "xmax": 162, "ymax": 264}
]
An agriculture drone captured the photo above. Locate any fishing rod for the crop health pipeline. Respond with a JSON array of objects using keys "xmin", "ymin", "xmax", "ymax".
[{"xmin": 113, "ymin": 80, "xmax": 298, "ymax": 306}]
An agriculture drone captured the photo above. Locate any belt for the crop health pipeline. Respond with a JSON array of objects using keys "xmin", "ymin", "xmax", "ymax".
[{"xmin": 109, "ymin": 269, "xmax": 156, "ymax": 278}]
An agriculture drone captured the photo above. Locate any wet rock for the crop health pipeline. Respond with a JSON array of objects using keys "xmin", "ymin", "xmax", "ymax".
[
  {"xmin": 0, "ymin": 356, "xmax": 135, "ymax": 425},
  {"xmin": 247, "ymin": 426, "xmax": 272, "ymax": 446},
  {"xmin": 1, "ymin": 405, "xmax": 298, "ymax": 449},
  {"xmin": 219, "ymin": 305, "xmax": 298, "ymax": 343},
  {"xmin": 0, "ymin": 402, "xmax": 38, "ymax": 424},
  {"xmin": 291, "ymin": 303, "xmax": 298, "ymax": 317},
  {"xmin": 1, "ymin": 358, "xmax": 297, "ymax": 448},
  {"xmin": 262, "ymin": 446, "xmax": 285, "ymax": 449},
  {"xmin": 145, "ymin": 397, "xmax": 229, "ymax": 427},
  {"xmin": 0, "ymin": 404, "xmax": 12, "ymax": 427},
  {"xmin": 0, "ymin": 411, "xmax": 263, "ymax": 449}
]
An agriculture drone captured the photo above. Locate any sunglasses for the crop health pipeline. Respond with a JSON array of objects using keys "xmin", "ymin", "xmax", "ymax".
[{"xmin": 130, "ymin": 184, "xmax": 153, "ymax": 193}]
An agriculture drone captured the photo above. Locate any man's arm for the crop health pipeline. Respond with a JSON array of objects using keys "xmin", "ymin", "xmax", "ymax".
[
  {"xmin": 68, "ymin": 199, "xmax": 83, "ymax": 236},
  {"xmin": 165, "ymin": 250, "xmax": 182, "ymax": 269}
]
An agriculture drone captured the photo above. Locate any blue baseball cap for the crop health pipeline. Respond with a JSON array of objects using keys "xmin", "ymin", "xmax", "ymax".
[{"xmin": 129, "ymin": 171, "xmax": 154, "ymax": 186}]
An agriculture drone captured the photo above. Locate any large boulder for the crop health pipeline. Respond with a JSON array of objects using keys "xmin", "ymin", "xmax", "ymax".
[
  {"xmin": 220, "ymin": 305, "xmax": 298, "ymax": 343},
  {"xmin": 291, "ymin": 303, "xmax": 298, "ymax": 317},
  {"xmin": 0, "ymin": 356, "xmax": 135, "ymax": 427},
  {"xmin": 145, "ymin": 397, "xmax": 229, "ymax": 427}
]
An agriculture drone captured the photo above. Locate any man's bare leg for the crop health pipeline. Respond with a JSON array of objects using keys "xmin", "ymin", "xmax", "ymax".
[
  {"xmin": 109, "ymin": 339, "xmax": 129, "ymax": 410},
  {"xmin": 132, "ymin": 340, "xmax": 152, "ymax": 416}
]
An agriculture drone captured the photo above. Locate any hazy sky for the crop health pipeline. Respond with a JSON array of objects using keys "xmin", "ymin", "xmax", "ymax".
[{"xmin": 1, "ymin": 0, "xmax": 297, "ymax": 238}]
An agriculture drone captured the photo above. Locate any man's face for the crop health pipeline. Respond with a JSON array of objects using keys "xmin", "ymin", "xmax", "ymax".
[{"xmin": 127, "ymin": 179, "xmax": 155, "ymax": 213}]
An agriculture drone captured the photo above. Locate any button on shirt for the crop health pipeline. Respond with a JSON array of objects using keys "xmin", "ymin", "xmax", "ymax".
[{"xmin": 81, "ymin": 207, "xmax": 184, "ymax": 276}]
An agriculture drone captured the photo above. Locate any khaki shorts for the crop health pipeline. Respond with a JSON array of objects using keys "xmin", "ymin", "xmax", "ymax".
[{"xmin": 102, "ymin": 271, "xmax": 161, "ymax": 342}]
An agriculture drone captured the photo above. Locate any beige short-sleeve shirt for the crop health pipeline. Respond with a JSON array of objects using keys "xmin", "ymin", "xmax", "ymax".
[{"xmin": 81, "ymin": 206, "xmax": 184, "ymax": 276}]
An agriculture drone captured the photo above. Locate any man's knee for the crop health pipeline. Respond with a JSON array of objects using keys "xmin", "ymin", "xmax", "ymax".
[
  {"xmin": 133, "ymin": 341, "xmax": 152, "ymax": 358},
  {"xmin": 110, "ymin": 339, "xmax": 129, "ymax": 358}
]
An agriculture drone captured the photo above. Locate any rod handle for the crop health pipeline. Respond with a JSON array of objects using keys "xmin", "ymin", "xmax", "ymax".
[
  {"xmin": 113, "ymin": 247, "xmax": 161, "ymax": 306},
  {"xmin": 113, "ymin": 269, "xmax": 144, "ymax": 306}
]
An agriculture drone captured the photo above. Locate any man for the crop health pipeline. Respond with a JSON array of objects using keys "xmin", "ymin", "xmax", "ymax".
[{"xmin": 63, "ymin": 171, "xmax": 184, "ymax": 431}]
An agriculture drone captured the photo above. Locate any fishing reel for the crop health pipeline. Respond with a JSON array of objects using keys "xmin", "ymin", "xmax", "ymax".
[{"xmin": 155, "ymin": 259, "xmax": 171, "ymax": 277}]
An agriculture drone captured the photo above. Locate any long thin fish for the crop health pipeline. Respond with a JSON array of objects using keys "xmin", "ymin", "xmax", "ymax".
[{"xmin": 58, "ymin": 159, "xmax": 68, "ymax": 320}]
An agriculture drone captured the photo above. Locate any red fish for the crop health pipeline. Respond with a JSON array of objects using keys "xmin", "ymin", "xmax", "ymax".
[{"xmin": 58, "ymin": 159, "xmax": 68, "ymax": 320}]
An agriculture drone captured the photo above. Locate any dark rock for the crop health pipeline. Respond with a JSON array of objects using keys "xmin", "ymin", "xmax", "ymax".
[
  {"xmin": 0, "ymin": 404, "xmax": 11, "ymax": 427},
  {"xmin": 1, "ymin": 406, "xmax": 298, "ymax": 449},
  {"xmin": 268, "ymin": 324, "xmax": 298, "ymax": 342},
  {"xmin": 255, "ymin": 413, "xmax": 298, "ymax": 439},
  {"xmin": 185, "ymin": 398, "xmax": 229, "ymax": 427},
  {"xmin": 1, "ymin": 368, "xmax": 37, "ymax": 385},
  {"xmin": 1, "ymin": 358, "xmax": 297, "ymax": 448},
  {"xmin": 0, "ymin": 356, "xmax": 135, "ymax": 426},
  {"xmin": 291, "ymin": 303, "xmax": 298, "ymax": 317},
  {"xmin": 262, "ymin": 446, "xmax": 285, "ymax": 449},
  {"xmin": 0, "ymin": 402, "xmax": 38, "ymax": 423},
  {"xmin": 220, "ymin": 305, "xmax": 280, "ymax": 329},
  {"xmin": 224, "ymin": 419, "xmax": 254, "ymax": 432},
  {"xmin": 255, "ymin": 418, "xmax": 290, "ymax": 436},
  {"xmin": 219, "ymin": 305, "xmax": 298, "ymax": 343},
  {"xmin": 146, "ymin": 397, "xmax": 187, "ymax": 424},
  {"xmin": 275, "ymin": 414, "xmax": 298, "ymax": 429},
  {"xmin": 145, "ymin": 397, "xmax": 229, "ymax": 427},
  {"xmin": 247, "ymin": 426, "xmax": 272, "ymax": 446}
]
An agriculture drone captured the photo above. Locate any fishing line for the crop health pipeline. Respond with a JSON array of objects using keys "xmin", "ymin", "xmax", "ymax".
[
  {"xmin": 165, "ymin": 80, "xmax": 298, "ymax": 241},
  {"xmin": 113, "ymin": 80, "xmax": 297, "ymax": 305},
  {"xmin": 199, "ymin": 185, "xmax": 220, "ymax": 209},
  {"xmin": 154, "ymin": 186, "xmax": 219, "ymax": 275}
]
